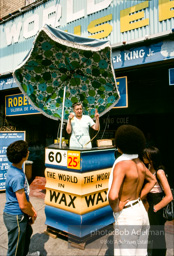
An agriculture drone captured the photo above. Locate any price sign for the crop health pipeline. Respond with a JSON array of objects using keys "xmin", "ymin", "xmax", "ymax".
[
  {"xmin": 67, "ymin": 151, "xmax": 80, "ymax": 170},
  {"xmin": 45, "ymin": 148, "xmax": 67, "ymax": 167}
]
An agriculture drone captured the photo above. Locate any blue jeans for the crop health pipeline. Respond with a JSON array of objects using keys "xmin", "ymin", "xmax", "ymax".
[{"xmin": 3, "ymin": 212, "xmax": 33, "ymax": 256}]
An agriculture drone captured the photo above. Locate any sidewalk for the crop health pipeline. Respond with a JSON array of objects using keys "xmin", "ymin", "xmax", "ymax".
[{"xmin": 0, "ymin": 176, "xmax": 173, "ymax": 256}]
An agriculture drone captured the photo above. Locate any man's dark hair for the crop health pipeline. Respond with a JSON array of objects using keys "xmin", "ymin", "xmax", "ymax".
[
  {"xmin": 115, "ymin": 125, "xmax": 146, "ymax": 156},
  {"xmin": 7, "ymin": 140, "xmax": 28, "ymax": 164},
  {"xmin": 72, "ymin": 102, "xmax": 82, "ymax": 109}
]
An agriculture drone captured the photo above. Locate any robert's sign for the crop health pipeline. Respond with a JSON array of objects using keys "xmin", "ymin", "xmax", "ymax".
[{"xmin": 5, "ymin": 93, "xmax": 39, "ymax": 116}]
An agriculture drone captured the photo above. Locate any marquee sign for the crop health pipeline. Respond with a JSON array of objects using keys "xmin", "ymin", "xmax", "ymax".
[
  {"xmin": 0, "ymin": 0, "xmax": 174, "ymax": 75},
  {"xmin": 112, "ymin": 40, "xmax": 174, "ymax": 69}
]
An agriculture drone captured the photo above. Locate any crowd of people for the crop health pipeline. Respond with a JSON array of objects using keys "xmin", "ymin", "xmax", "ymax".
[
  {"xmin": 2, "ymin": 103, "xmax": 173, "ymax": 256},
  {"xmin": 108, "ymin": 124, "xmax": 173, "ymax": 256}
]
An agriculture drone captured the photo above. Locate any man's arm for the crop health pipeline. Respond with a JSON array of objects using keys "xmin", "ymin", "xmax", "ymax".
[
  {"xmin": 66, "ymin": 118, "xmax": 72, "ymax": 134},
  {"xmin": 66, "ymin": 113, "xmax": 74, "ymax": 134},
  {"xmin": 140, "ymin": 168, "xmax": 156, "ymax": 199},
  {"xmin": 108, "ymin": 162, "xmax": 126, "ymax": 212},
  {"xmin": 92, "ymin": 109, "xmax": 100, "ymax": 131},
  {"xmin": 16, "ymin": 189, "xmax": 37, "ymax": 219}
]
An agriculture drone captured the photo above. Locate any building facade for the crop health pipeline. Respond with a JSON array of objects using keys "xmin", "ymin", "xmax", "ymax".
[{"xmin": 0, "ymin": 0, "xmax": 174, "ymax": 182}]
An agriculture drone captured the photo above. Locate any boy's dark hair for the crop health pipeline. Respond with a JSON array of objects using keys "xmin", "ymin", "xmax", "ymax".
[
  {"xmin": 115, "ymin": 125, "xmax": 146, "ymax": 156},
  {"xmin": 143, "ymin": 146, "xmax": 165, "ymax": 171},
  {"xmin": 7, "ymin": 140, "xmax": 28, "ymax": 164}
]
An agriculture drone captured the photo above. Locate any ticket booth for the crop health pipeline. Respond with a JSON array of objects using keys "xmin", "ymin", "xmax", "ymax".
[{"xmin": 44, "ymin": 144, "xmax": 115, "ymax": 239}]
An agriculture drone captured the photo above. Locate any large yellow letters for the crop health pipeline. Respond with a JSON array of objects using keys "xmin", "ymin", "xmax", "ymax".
[
  {"xmin": 8, "ymin": 95, "xmax": 29, "ymax": 108},
  {"xmin": 74, "ymin": 25, "xmax": 81, "ymax": 36},
  {"xmin": 159, "ymin": 0, "xmax": 174, "ymax": 21},
  {"xmin": 120, "ymin": 1, "xmax": 149, "ymax": 33},
  {"xmin": 88, "ymin": 14, "xmax": 112, "ymax": 39}
]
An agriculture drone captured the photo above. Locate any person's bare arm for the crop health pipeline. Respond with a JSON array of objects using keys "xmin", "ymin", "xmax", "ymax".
[
  {"xmin": 16, "ymin": 189, "xmax": 37, "ymax": 219},
  {"xmin": 154, "ymin": 170, "xmax": 173, "ymax": 211},
  {"xmin": 66, "ymin": 113, "xmax": 74, "ymax": 134},
  {"xmin": 66, "ymin": 119, "xmax": 72, "ymax": 134},
  {"xmin": 140, "ymin": 168, "xmax": 156, "ymax": 199},
  {"xmin": 92, "ymin": 109, "xmax": 100, "ymax": 131},
  {"xmin": 108, "ymin": 162, "xmax": 127, "ymax": 212}
]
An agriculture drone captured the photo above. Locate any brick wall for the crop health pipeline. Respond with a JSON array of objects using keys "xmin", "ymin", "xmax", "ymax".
[
  {"xmin": 0, "ymin": 0, "xmax": 25, "ymax": 18},
  {"xmin": 0, "ymin": 0, "xmax": 38, "ymax": 19}
]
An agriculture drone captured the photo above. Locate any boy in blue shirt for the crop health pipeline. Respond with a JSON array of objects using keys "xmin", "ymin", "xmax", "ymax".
[{"xmin": 3, "ymin": 140, "xmax": 37, "ymax": 256}]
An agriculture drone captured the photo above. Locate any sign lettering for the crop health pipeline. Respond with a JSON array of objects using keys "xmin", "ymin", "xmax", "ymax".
[
  {"xmin": 97, "ymin": 172, "xmax": 110, "ymax": 181},
  {"xmin": 49, "ymin": 190, "xmax": 77, "ymax": 208},
  {"xmin": 45, "ymin": 168, "xmax": 111, "ymax": 195},
  {"xmin": 67, "ymin": 151, "xmax": 80, "ymax": 170},
  {"xmin": 5, "ymin": 94, "xmax": 39, "ymax": 116},
  {"xmin": 88, "ymin": 14, "xmax": 112, "ymax": 39},
  {"xmin": 2, "ymin": 0, "xmax": 174, "ymax": 48},
  {"xmin": 120, "ymin": 1, "xmax": 149, "ymax": 33},
  {"xmin": 46, "ymin": 171, "xmax": 56, "ymax": 179},
  {"xmin": 45, "ymin": 148, "xmax": 67, "ymax": 167},
  {"xmin": 84, "ymin": 175, "xmax": 94, "ymax": 184},
  {"xmin": 46, "ymin": 189, "xmax": 108, "ymax": 213},
  {"xmin": 85, "ymin": 190, "xmax": 107, "ymax": 207},
  {"xmin": 57, "ymin": 173, "xmax": 78, "ymax": 183},
  {"xmin": 159, "ymin": 0, "xmax": 174, "ymax": 21}
]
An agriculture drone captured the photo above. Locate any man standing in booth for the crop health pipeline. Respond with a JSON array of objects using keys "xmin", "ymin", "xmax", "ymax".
[{"xmin": 66, "ymin": 102, "xmax": 100, "ymax": 149}]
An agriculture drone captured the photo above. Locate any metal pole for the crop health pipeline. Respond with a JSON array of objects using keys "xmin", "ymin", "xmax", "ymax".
[{"xmin": 59, "ymin": 85, "xmax": 66, "ymax": 148}]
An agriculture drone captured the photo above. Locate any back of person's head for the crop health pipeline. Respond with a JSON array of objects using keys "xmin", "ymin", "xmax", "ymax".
[
  {"xmin": 7, "ymin": 140, "xmax": 28, "ymax": 164},
  {"xmin": 143, "ymin": 146, "xmax": 164, "ymax": 171},
  {"xmin": 115, "ymin": 125, "xmax": 146, "ymax": 156}
]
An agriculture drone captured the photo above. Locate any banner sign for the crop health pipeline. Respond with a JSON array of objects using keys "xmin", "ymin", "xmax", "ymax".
[
  {"xmin": 5, "ymin": 93, "xmax": 39, "ymax": 116},
  {"xmin": 45, "ymin": 167, "xmax": 111, "ymax": 195},
  {"xmin": 0, "ymin": 131, "xmax": 25, "ymax": 190},
  {"xmin": 45, "ymin": 188, "xmax": 109, "ymax": 214},
  {"xmin": 112, "ymin": 40, "xmax": 174, "ymax": 70},
  {"xmin": 1, "ymin": 0, "xmax": 174, "ymax": 75}
]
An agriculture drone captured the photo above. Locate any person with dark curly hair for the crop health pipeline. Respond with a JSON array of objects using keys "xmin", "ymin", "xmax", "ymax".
[
  {"xmin": 3, "ymin": 140, "xmax": 39, "ymax": 256},
  {"xmin": 108, "ymin": 125, "xmax": 156, "ymax": 256},
  {"xmin": 143, "ymin": 146, "xmax": 173, "ymax": 256}
]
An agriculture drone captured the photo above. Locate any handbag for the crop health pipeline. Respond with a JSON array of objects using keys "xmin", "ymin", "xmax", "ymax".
[
  {"xmin": 156, "ymin": 171, "xmax": 174, "ymax": 221},
  {"xmin": 162, "ymin": 188, "xmax": 174, "ymax": 221}
]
